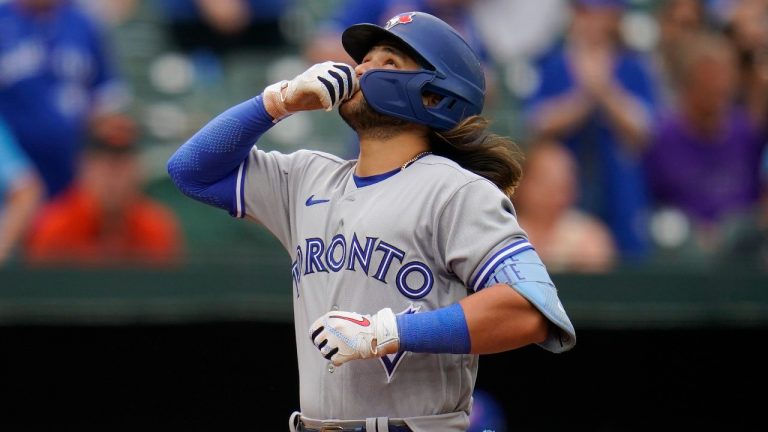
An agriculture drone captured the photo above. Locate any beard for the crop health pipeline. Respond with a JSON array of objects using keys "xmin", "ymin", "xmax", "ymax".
[{"xmin": 339, "ymin": 92, "xmax": 411, "ymax": 140}]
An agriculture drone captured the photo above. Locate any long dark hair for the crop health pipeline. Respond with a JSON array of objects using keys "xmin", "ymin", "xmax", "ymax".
[{"xmin": 428, "ymin": 116, "xmax": 524, "ymax": 198}]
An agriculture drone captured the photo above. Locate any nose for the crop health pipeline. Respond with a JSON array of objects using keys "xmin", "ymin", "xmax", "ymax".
[{"xmin": 354, "ymin": 62, "xmax": 371, "ymax": 77}]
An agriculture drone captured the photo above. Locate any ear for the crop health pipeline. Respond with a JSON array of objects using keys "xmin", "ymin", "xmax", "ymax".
[{"xmin": 422, "ymin": 91, "xmax": 443, "ymax": 108}]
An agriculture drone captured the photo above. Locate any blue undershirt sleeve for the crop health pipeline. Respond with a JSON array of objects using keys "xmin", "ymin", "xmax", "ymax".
[{"xmin": 166, "ymin": 94, "xmax": 275, "ymax": 215}]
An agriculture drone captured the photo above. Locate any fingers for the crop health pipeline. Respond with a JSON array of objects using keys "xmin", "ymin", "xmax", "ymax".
[
  {"xmin": 330, "ymin": 63, "xmax": 357, "ymax": 101},
  {"xmin": 310, "ymin": 324, "xmax": 339, "ymax": 361},
  {"xmin": 314, "ymin": 62, "xmax": 357, "ymax": 111},
  {"xmin": 309, "ymin": 312, "xmax": 365, "ymax": 367},
  {"xmin": 272, "ymin": 62, "xmax": 358, "ymax": 114},
  {"xmin": 310, "ymin": 309, "xmax": 385, "ymax": 366}
]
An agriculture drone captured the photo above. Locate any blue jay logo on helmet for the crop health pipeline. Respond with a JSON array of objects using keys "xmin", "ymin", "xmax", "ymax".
[
  {"xmin": 384, "ymin": 12, "xmax": 415, "ymax": 30},
  {"xmin": 341, "ymin": 11, "xmax": 486, "ymax": 131}
]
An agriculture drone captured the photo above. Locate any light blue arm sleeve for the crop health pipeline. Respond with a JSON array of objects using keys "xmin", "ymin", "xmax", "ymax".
[{"xmin": 484, "ymin": 249, "xmax": 576, "ymax": 353}]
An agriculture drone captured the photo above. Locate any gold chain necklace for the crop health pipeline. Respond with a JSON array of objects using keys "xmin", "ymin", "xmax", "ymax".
[{"xmin": 401, "ymin": 151, "xmax": 432, "ymax": 171}]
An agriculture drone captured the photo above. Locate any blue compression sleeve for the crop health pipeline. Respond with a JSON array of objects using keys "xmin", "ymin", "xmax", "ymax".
[
  {"xmin": 396, "ymin": 303, "xmax": 471, "ymax": 354},
  {"xmin": 167, "ymin": 94, "xmax": 275, "ymax": 214}
]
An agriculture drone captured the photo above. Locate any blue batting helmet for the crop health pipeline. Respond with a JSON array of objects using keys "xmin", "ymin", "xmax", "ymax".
[{"xmin": 341, "ymin": 11, "xmax": 485, "ymax": 131}]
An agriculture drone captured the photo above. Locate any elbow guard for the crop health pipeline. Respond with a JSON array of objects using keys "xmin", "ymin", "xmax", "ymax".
[{"xmin": 485, "ymin": 249, "xmax": 576, "ymax": 353}]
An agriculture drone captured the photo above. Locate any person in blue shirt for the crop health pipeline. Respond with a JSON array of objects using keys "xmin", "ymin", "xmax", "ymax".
[
  {"xmin": 0, "ymin": 0, "xmax": 129, "ymax": 199},
  {"xmin": 0, "ymin": 117, "xmax": 43, "ymax": 265},
  {"xmin": 523, "ymin": 0, "xmax": 659, "ymax": 261}
]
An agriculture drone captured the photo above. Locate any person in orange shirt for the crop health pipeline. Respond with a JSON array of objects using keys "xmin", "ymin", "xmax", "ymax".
[{"xmin": 25, "ymin": 114, "xmax": 183, "ymax": 267}]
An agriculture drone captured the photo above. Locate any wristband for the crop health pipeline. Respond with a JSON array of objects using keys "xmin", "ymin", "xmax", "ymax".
[{"xmin": 396, "ymin": 303, "xmax": 471, "ymax": 354}]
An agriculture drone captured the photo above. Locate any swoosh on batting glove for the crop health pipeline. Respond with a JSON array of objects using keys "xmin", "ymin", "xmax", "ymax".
[{"xmin": 329, "ymin": 315, "xmax": 370, "ymax": 327}]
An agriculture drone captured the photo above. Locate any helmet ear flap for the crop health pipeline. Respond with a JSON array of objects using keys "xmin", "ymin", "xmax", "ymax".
[
  {"xmin": 360, "ymin": 69, "xmax": 480, "ymax": 131},
  {"xmin": 360, "ymin": 69, "xmax": 442, "ymax": 128}
]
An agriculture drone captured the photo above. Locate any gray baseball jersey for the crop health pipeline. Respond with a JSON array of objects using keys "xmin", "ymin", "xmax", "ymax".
[{"xmin": 236, "ymin": 148, "xmax": 534, "ymax": 421}]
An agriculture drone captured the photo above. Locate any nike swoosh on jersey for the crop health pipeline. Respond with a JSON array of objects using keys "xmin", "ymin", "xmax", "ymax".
[
  {"xmin": 329, "ymin": 315, "xmax": 370, "ymax": 327},
  {"xmin": 305, "ymin": 195, "xmax": 330, "ymax": 206}
]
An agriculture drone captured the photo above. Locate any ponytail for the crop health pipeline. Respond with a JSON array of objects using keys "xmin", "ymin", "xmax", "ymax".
[{"xmin": 429, "ymin": 116, "xmax": 524, "ymax": 198}]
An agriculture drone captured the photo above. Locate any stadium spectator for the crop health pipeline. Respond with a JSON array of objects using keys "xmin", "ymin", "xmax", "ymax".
[
  {"xmin": 523, "ymin": 0, "xmax": 659, "ymax": 262},
  {"xmin": 514, "ymin": 140, "xmax": 617, "ymax": 273},
  {"xmin": 24, "ymin": 114, "xmax": 183, "ymax": 268},
  {"xmin": 643, "ymin": 32, "xmax": 768, "ymax": 256},
  {"xmin": 469, "ymin": 0, "xmax": 569, "ymax": 63},
  {"xmin": 0, "ymin": 0, "xmax": 130, "ymax": 200},
  {"xmin": 0, "ymin": 118, "xmax": 43, "ymax": 266},
  {"xmin": 155, "ymin": 0, "xmax": 294, "ymax": 54},
  {"xmin": 719, "ymin": 0, "xmax": 768, "ymax": 123},
  {"xmin": 76, "ymin": 0, "xmax": 140, "ymax": 26},
  {"xmin": 651, "ymin": 0, "xmax": 710, "ymax": 110}
]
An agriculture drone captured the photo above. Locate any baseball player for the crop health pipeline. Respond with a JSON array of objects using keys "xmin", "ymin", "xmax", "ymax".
[{"xmin": 168, "ymin": 11, "xmax": 576, "ymax": 432}]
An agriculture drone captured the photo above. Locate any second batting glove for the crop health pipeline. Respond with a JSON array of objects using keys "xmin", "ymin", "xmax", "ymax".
[
  {"xmin": 263, "ymin": 61, "xmax": 358, "ymax": 122},
  {"xmin": 309, "ymin": 308, "xmax": 399, "ymax": 367}
]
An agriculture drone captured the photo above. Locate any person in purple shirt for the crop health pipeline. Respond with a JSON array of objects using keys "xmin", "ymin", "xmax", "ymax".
[
  {"xmin": 0, "ymin": 0, "xmax": 128, "ymax": 199},
  {"xmin": 644, "ymin": 32, "xmax": 768, "ymax": 251}
]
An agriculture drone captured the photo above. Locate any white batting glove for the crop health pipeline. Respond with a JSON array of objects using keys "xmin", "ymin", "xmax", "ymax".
[
  {"xmin": 309, "ymin": 308, "xmax": 399, "ymax": 367},
  {"xmin": 263, "ymin": 61, "xmax": 358, "ymax": 122}
]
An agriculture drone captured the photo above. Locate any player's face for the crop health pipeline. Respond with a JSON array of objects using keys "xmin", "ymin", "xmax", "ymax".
[
  {"xmin": 343, "ymin": 43, "xmax": 421, "ymax": 106},
  {"xmin": 339, "ymin": 44, "xmax": 421, "ymax": 136},
  {"xmin": 354, "ymin": 44, "xmax": 422, "ymax": 76}
]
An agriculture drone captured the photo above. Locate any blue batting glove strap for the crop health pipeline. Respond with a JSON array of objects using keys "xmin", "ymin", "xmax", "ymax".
[{"xmin": 396, "ymin": 303, "xmax": 471, "ymax": 354}]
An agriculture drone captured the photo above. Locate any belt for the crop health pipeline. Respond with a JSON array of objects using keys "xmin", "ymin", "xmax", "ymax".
[{"xmin": 296, "ymin": 420, "xmax": 412, "ymax": 432}]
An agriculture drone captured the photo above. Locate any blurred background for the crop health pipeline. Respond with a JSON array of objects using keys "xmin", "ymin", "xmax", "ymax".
[{"xmin": 1, "ymin": 0, "xmax": 767, "ymax": 430}]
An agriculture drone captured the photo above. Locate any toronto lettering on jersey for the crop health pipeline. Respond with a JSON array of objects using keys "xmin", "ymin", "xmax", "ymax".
[{"xmin": 291, "ymin": 233, "xmax": 434, "ymax": 299}]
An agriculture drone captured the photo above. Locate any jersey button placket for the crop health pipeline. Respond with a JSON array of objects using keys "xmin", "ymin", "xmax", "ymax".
[{"xmin": 327, "ymin": 306, "xmax": 339, "ymax": 372}]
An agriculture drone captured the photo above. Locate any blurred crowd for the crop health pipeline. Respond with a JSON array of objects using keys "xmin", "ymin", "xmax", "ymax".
[
  {"xmin": 1, "ymin": 0, "xmax": 767, "ymax": 273},
  {"xmin": 0, "ymin": 0, "xmax": 183, "ymax": 267}
]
